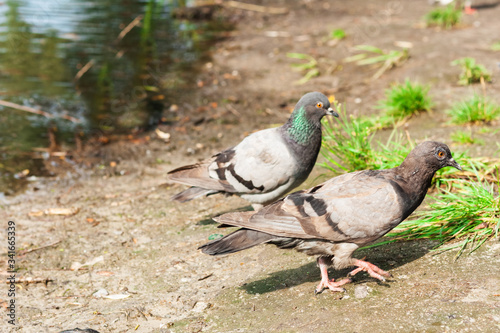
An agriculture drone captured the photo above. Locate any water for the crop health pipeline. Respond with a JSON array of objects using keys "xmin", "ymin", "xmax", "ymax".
[{"xmin": 0, "ymin": 0, "xmax": 231, "ymax": 194}]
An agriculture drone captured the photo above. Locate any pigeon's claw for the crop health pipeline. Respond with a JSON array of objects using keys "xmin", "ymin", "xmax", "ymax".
[
  {"xmin": 315, "ymin": 278, "xmax": 351, "ymax": 295},
  {"xmin": 316, "ymin": 256, "xmax": 351, "ymax": 294},
  {"xmin": 349, "ymin": 259, "xmax": 392, "ymax": 282}
]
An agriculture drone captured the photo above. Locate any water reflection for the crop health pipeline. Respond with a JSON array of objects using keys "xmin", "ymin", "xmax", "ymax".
[{"xmin": 0, "ymin": 0, "xmax": 231, "ymax": 194}]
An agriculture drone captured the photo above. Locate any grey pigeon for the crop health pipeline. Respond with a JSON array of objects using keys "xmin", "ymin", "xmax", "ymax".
[
  {"xmin": 200, "ymin": 141, "xmax": 461, "ymax": 294},
  {"xmin": 168, "ymin": 92, "xmax": 339, "ymax": 210}
]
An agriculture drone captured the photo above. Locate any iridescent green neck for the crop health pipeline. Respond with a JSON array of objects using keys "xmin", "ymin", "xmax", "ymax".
[{"xmin": 286, "ymin": 107, "xmax": 316, "ymax": 144}]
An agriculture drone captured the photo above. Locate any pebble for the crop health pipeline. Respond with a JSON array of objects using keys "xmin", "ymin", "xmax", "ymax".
[
  {"xmin": 93, "ymin": 289, "xmax": 109, "ymax": 298},
  {"xmin": 354, "ymin": 285, "xmax": 370, "ymax": 299}
]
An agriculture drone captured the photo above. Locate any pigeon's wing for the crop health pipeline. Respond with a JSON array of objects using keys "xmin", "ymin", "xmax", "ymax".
[
  {"xmin": 210, "ymin": 128, "xmax": 298, "ymax": 194},
  {"xmin": 283, "ymin": 170, "xmax": 404, "ymax": 244},
  {"xmin": 169, "ymin": 127, "xmax": 297, "ymax": 195},
  {"xmin": 215, "ymin": 170, "xmax": 404, "ymax": 244}
]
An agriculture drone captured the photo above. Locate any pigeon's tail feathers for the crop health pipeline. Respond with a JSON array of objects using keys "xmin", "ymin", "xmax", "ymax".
[
  {"xmin": 213, "ymin": 211, "xmax": 255, "ymax": 226},
  {"xmin": 167, "ymin": 162, "xmax": 209, "ymax": 183},
  {"xmin": 170, "ymin": 187, "xmax": 218, "ymax": 202},
  {"xmin": 199, "ymin": 229, "xmax": 276, "ymax": 255},
  {"xmin": 168, "ymin": 162, "xmax": 233, "ymax": 192},
  {"xmin": 168, "ymin": 161, "xmax": 208, "ymax": 175},
  {"xmin": 214, "ymin": 208, "xmax": 313, "ymax": 239}
]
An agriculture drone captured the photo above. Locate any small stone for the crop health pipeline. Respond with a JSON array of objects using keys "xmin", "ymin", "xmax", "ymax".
[
  {"xmin": 354, "ymin": 285, "xmax": 369, "ymax": 299},
  {"xmin": 93, "ymin": 288, "xmax": 109, "ymax": 298}
]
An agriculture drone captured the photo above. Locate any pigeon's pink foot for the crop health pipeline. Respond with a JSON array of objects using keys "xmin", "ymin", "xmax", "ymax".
[
  {"xmin": 315, "ymin": 257, "xmax": 351, "ymax": 294},
  {"xmin": 315, "ymin": 277, "xmax": 351, "ymax": 294},
  {"xmin": 464, "ymin": 6, "xmax": 476, "ymax": 14},
  {"xmin": 349, "ymin": 259, "xmax": 392, "ymax": 282}
]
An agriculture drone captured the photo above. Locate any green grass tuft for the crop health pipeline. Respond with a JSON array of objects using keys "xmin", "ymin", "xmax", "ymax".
[
  {"xmin": 320, "ymin": 106, "xmax": 413, "ymax": 174},
  {"xmin": 287, "ymin": 52, "xmax": 319, "ymax": 85},
  {"xmin": 377, "ymin": 80, "xmax": 433, "ymax": 119},
  {"xmin": 447, "ymin": 94, "xmax": 500, "ymax": 124},
  {"xmin": 330, "ymin": 28, "xmax": 346, "ymax": 40},
  {"xmin": 491, "ymin": 42, "xmax": 500, "ymax": 51},
  {"xmin": 344, "ymin": 44, "xmax": 409, "ymax": 80},
  {"xmin": 425, "ymin": 5, "xmax": 462, "ymax": 29},
  {"xmin": 320, "ymin": 107, "xmax": 376, "ymax": 173},
  {"xmin": 451, "ymin": 57, "xmax": 492, "ymax": 85},
  {"xmin": 450, "ymin": 130, "xmax": 484, "ymax": 145}
]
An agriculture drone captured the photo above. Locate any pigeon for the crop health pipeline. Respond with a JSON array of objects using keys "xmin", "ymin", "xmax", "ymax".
[
  {"xmin": 168, "ymin": 92, "xmax": 339, "ymax": 210},
  {"xmin": 200, "ymin": 141, "xmax": 461, "ymax": 294}
]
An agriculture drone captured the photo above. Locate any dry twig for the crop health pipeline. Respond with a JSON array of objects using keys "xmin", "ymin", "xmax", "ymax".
[
  {"xmin": 0, "ymin": 100, "xmax": 81, "ymax": 123},
  {"xmin": 18, "ymin": 240, "xmax": 62, "ymax": 256}
]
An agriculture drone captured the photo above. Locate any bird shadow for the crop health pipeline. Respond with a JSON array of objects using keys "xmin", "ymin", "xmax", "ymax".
[
  {"xmin": 472, "ymin": 1, "xmax": 499, "ymax": 10},
  {"xmin": 240, "ymin": 239, "xmax": 439, "ymax": 295}
]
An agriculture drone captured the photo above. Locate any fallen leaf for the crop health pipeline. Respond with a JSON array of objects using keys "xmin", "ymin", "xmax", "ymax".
[
  {"xmin": 14, "ymin": 169, "xmax": 30, "ymax": 179},
  {"xmin": 28, "ymin": 207, "xmax": 80, "ymax": 217},
  {"xmin": 103, "ymin": 294, "xmax": 130, "ymax": 300},
  {"xmin": 98, "ymin": 136, "xmax": 110, "ymax": 144},
  {"xmin": 86, "ymin": 218, "xmax": 99, "ymax": 227},
  {"xmin": 155, "ymin": 128, "xmax": 171, "ymax": 142},
  {"xmin": 46, "ymin": 207, "xmax": 79, "ymax": 216},
  {"xmin": 28, "ymin": 211, "xmax": 44, "ymax": 217},
  {"xmin": 96, "ymin": 271, "xmax": 115, "ymax": 276},
  {"xmin": 152, "ymin": 94, "xmax": 164, "ymax": 101}
]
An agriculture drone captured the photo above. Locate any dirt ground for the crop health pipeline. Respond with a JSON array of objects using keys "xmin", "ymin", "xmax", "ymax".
[{"xmin": 2, "ymin": 0, "xmax": 500, "ymax": 332}]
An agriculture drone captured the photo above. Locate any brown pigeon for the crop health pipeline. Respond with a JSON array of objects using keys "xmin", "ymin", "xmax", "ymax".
[
  {"xmin": 167, "ymin": 92, "xmax": 338, "ymax": 210},
  {"xmin": 200, "ymin": 141, "xmax": 461, "ymax": 294}
]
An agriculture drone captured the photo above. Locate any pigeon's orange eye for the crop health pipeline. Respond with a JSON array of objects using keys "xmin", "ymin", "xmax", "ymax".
[
  {"xmin": 316, "ymin": 102, "xmax": 323, "ymax": 108},
  {"xmin": 438, "ymin": 151, "xmax": 445, "ymax": 158}
]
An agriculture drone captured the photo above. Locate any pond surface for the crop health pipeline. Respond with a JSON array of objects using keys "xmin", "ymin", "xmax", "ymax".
[{"xmin": 0, "ymin": 0, "xmax": 230, "ymax": 194}]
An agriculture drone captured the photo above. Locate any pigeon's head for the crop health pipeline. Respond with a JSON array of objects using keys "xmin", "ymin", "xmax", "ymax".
[
  {"xmin": 293, "ymin": 92, "xmax": 339, "ymax": 122},
  {"xmin": 409, "ymin": 141, "xmax": 462, "ymax": 172}
]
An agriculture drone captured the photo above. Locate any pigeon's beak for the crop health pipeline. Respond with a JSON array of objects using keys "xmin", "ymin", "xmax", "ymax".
[
  {"xmin": 326, "ymin": 107, "xmax": 339, "ymax": 118},
  {"xmin": 448, "ymin": 158, "xmax": 462, "ymax": 171}
]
